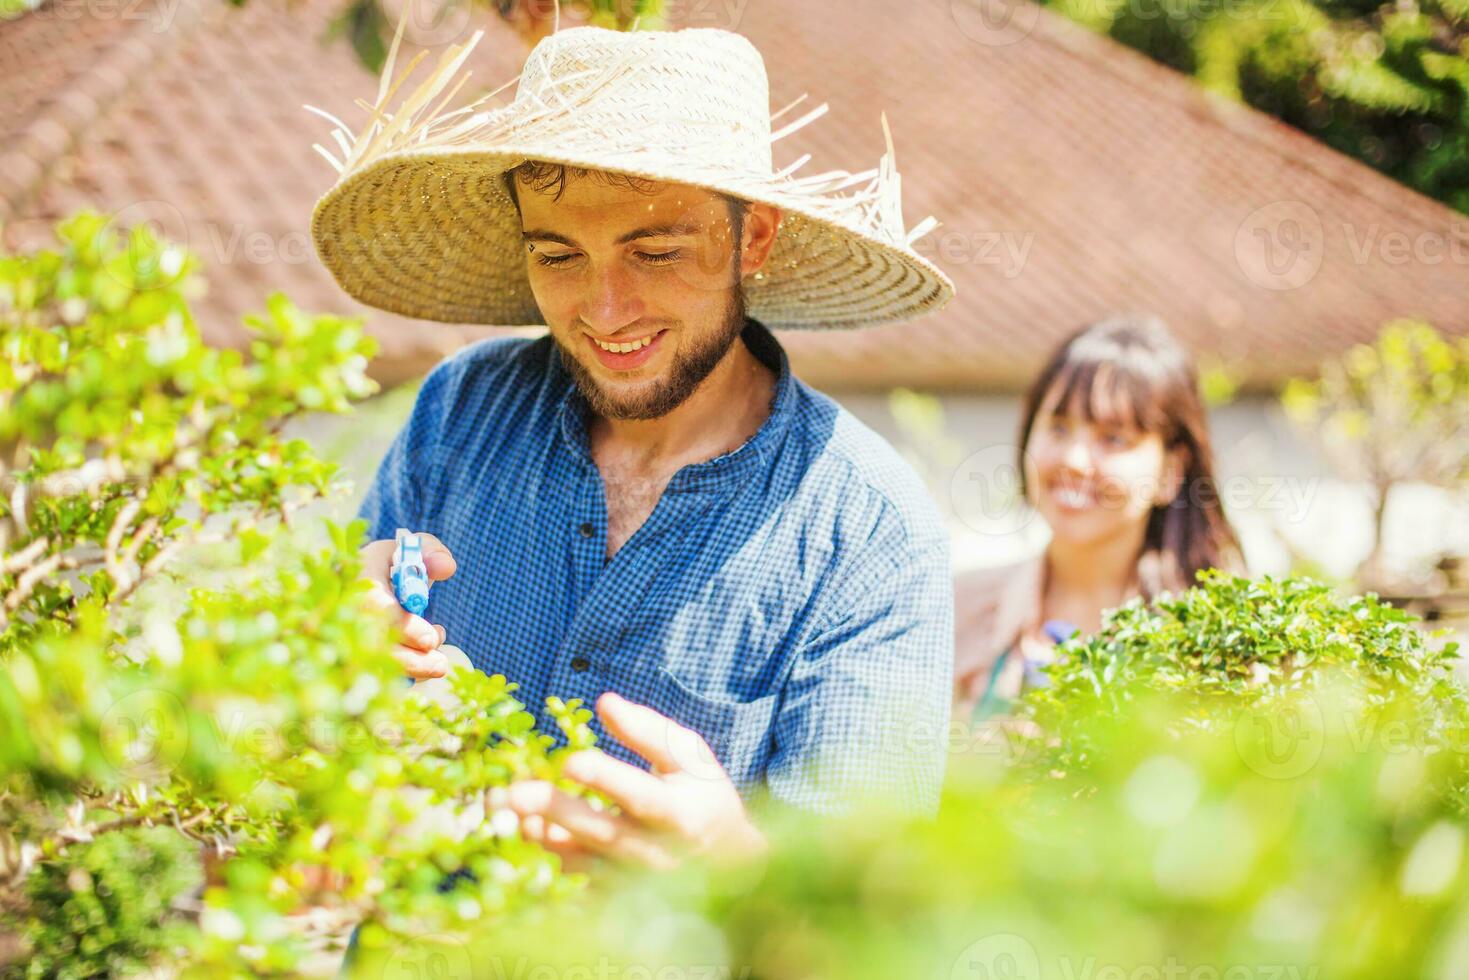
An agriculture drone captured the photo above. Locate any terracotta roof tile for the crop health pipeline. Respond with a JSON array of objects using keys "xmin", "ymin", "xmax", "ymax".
[{"xmin": 2, "ymin": 0, "xmax": 1464, "ymax": 390}]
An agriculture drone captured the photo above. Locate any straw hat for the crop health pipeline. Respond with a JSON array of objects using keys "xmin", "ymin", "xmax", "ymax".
[{"xmin": 306, "ymin": 4, "xmax": 955, "ymax": 330}]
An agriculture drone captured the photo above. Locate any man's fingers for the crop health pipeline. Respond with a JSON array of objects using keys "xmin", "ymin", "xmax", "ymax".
[
  {"xmin": 520, "ymin": 816, "xmax": 601, "ymax": 874},
  {"xmin": 359, "ymin": 539, "xmax": 396, "ymax": 585},
  {"xmin": 506, "ymin": 782, "xmax": 678, "ymax": 869},
  {"xmin": 415, "ymin": 532, "xmax": 457, "ymax": 582},
  {"xmin": 596, "ymin": 692, "xmax": 713, "ymax": 776},
  {"xmin": 400, "ymin": 612, "xmax": 441, "ymax": 651},
  {"xmin": 363, "ymin": 581, "xmax": 443, "ymax": 651},
  {"xmin": 561, "ymin": 751, "xmax": 680, "ymax": 830},
  {"xmin": 507, "ymin": 781, "xmax": 618, "ymax": 845},
  {"xmin": 393, "ymin": 645, "xmax": 447, "ymax": 679}
]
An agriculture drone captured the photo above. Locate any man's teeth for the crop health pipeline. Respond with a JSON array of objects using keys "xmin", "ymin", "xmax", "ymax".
[{"xmin": 595, "ymin": 334, "xmax": 656, "ymax": 353}]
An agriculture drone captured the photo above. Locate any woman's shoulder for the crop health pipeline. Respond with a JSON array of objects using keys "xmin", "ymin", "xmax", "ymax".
[
  {"xmin": 954, "ymin": 553, "xmax": 1045, "ymax": 620},
  {"xmin": 953, "ymin": 552, "xmax": 1045, "ymax": 687}
]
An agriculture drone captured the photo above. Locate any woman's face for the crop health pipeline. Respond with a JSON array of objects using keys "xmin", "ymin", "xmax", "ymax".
[{"xmin": 1023, "ymin": 382, "xmax": 1180, "ymax": 550}]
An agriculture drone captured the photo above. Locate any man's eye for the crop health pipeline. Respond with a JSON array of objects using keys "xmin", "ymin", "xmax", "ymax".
[
  {"xmin": 637, "ymin": 250, "xmax": 683, "ymax": 266},
  {"xmin": 533, "ymin": 252, "xmax": 577, "ymax": 267}
]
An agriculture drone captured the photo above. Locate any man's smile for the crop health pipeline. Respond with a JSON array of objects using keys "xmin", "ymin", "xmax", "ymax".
[{"xmin": 585, "ymin": 328, "xmax": 667, "ymax": 371}]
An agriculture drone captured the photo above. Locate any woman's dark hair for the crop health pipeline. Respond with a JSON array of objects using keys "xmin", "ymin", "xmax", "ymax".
[{"xmin": 1017, "ymin": 313, "xmax": 1243, "ymax": 597}]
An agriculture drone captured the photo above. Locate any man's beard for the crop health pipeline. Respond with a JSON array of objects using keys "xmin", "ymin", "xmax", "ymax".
[{"xmin": 556, "ymin": 284, "xmax": 748, "ymax": 422}]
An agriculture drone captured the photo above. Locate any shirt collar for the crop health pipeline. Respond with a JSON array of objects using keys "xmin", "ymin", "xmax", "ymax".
[{"xmin": 555, "ymin": 317, "xmax": 796, "ymax": 493}]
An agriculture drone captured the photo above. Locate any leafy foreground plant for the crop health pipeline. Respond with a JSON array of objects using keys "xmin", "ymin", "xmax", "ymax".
[
  {"xmin": 382, "ymin": 572, "xmax": 1469, "ymax": 980},
  {"xmin": 1017, "ymin": 570, "xmax": 1469, "ymax": 802},
  {"xmin": 0, "ymin": 213, "xmax": 596, "ymax": 976}
]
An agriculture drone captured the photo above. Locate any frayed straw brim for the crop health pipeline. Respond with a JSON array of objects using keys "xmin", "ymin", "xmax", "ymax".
[{"xmin": 306, "ymin": 9, "xmax": 955, "ymax": 330}]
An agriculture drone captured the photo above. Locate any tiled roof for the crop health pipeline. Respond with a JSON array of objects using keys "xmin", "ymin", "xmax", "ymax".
[
  {"xmin": 0, "ymin": 0, "xmax": 518, "ymax": 386},
  {"xmin": 716, "ymin": 0, "xmax": 1468, "ymax": 389},
  {"xmin": 3, "ymin": 0, "xmax": 1464, "ymax": 390}
]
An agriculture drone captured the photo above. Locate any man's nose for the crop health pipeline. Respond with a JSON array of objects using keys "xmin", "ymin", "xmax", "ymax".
[{"xmin": 579, "ymin": 260, "xmax": 644, "ymax": 335}]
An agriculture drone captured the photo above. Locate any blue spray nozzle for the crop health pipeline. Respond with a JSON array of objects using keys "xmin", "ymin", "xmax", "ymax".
[{"xmin": 390, "ymin": 528, "xmax": 432, "ymax": 616}]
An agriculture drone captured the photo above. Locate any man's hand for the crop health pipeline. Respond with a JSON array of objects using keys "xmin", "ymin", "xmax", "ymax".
[
  {"xmin": 359, "ymin": 532, "xmax": 457, "ymax": 678},
  {"xmin": 507, "ymin": 692, "xmax": 767, "ymax": 871}
]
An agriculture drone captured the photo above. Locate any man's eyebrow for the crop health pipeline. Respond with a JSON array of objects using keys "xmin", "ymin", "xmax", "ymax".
[
  {"xmin": 520, "ymin": 229, "xmax": 577, "ymax": 246},
  {"xmin": 519, "ymin": 220, "xmax": 701, "ymax": 248},
  {"xmin": 613, "ymin": 220, "xmax": 700, "ymax": 244}
]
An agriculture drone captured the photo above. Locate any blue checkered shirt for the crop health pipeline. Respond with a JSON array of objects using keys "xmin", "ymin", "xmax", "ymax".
[{"xmin": 358, "ymin": 320, "xmax": 953, "ymax": 816}]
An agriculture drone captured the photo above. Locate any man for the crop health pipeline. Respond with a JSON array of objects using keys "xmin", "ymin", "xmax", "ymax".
[{"xmin": 309, "ymin": 18, "xmax": 957, "ymax": 869}]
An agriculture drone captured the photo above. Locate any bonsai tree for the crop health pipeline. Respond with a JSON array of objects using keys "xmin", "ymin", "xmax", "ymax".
[
  {"xmin": 1282, "ymin": 319, "xmax": 1469, "ymax": 591},
  {"xmin": 0, "ymin": 212, "xmax": 596, "ymax": 975}
]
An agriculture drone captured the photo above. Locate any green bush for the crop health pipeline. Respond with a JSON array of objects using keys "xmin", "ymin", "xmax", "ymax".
[
  {"xmin": 403, "ymin": 572, "xmax": 1469, "ymax": 980},
  {"xmin": 1017, "ymin": 571, "xmax": 1468, "ymax": 801},
  {"xmin": 5, "ymin": 827, "xmax": 201, "ymax": 980},
  {"xmin": 0, "ymin": 213, "xmax": 596, "ymax": 975}
]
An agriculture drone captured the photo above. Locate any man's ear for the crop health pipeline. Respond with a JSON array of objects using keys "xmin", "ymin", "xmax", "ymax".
[{"xmin": 739, "ymin": 203, "xmax": 782, "ymax": 280}]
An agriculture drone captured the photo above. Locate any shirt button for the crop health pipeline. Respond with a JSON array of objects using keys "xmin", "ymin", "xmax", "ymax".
[
  {"xmin": 570, "ymin": 656, "xmax": 591, "ymax": 672},
  {"xmin": 578, "ymin": 521, "xmax": 594, "ymax": 538}
]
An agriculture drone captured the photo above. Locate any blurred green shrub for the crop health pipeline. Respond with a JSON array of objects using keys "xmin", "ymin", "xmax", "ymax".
[{"xmin": 1282, "ymin": 319, "xmax": 1469, "ymax": 588}]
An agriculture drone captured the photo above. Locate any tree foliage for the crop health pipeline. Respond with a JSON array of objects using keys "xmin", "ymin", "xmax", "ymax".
[
  {"xmin": 1281, "ymin": 319, "xmax": 1469, "ymax": 586},
  {"xmin": 1042, "ymin": 0, "xmax": 1469, "ymax": 211},
  {"xmin": 317, "ymin": 0, "xmax": 665, "ymax": 72}
]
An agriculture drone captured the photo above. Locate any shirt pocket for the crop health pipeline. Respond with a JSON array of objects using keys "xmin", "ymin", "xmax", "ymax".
[{"xmin": 649, "ymin": 666, "xmax": 778, "ymax": 792}]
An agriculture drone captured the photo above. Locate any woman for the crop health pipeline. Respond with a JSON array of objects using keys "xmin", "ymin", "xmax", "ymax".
[{"xmin": 954, "ymin": 314, "xmax": 1244, "ymax": 723}]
